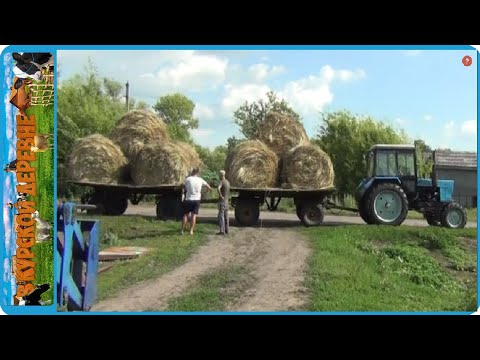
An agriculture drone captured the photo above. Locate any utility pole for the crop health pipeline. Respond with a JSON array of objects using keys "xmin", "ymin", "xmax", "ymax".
[{"xmin": 125, "ymin": 81, "xmax": 130, "ymax": 112}]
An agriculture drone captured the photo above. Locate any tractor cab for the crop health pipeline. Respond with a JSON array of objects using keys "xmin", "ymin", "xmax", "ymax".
[
  {"xmin": 358, "ymin": 144, "xmax": 417, "ymax": 201},
  {"xmin": 355, "ymin": 144, "xmax": 467, "ymax": 228}
]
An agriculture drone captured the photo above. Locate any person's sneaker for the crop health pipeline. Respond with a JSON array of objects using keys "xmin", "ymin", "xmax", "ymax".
[{"xmin": 216, "ymin": 232, "xmax": 225, "ymax": 235}]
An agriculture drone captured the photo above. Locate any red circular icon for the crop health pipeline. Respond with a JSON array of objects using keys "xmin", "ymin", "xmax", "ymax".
[{"xmin": 462, "ymin": 55, "xmax": 472, "ymax": 67}]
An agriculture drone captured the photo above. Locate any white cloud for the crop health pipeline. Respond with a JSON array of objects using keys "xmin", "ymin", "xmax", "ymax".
[
  {"xmin": 193, "ymin": 103, "xmax": 215, "ymax": 120},
  {"xmin": 461, "ymin": 120, "xmax": 476, "ymax": 138},
  {"xmin": 395, "ymin": 118, "xmax": 408, "ymax": 125},
  {"xmin": 190, "ymin": 128, "xmax": 215, "ymax": 139},
  {"xmin": 221, "ymin": 65, "xmax": 366, "ymax": 118},
  {"xmin": 222, "ymin": 83, "xmax": 271, "ymax": 113},
  {"xmin": 8, "ymin": 145, "xmax": 15, "ymax": 161},
  {"xmin": 424, "ymin": 114, "xmax": 433, "ymax": 122},
  {"xmin": 140, "ymin": 52, "xmax": 228, "ymax": 92},
  {"xmin": 404, "ymin": 50, "xmax": 423, "ymax": 56},
  {"xmin": 248, "ymin": 63, "xmax": 285, "ymax": 82},
  {"xmin": 444, "ymin": 121, "xmax": 455, "ymax": 136},
  {"xmin": 279, "ymin": 65, "xmax": 366, "ymax": 116}
]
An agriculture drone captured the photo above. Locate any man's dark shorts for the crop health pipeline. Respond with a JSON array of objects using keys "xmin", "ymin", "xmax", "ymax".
[{"xmin": 183, "ymin": 200, "xmax": 201, "ymax": 215}]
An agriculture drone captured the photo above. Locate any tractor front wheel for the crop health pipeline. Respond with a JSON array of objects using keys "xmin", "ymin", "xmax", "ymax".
[
  {"xmin": 366, "ymin": 183, "xmax": 408, "ymax": 226},
  {"xmin": 440, "ymin": 202, "xmax": 467, "ymax": 229}
]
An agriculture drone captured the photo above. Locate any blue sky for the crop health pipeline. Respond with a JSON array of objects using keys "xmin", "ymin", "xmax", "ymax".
[{"xmin": 58, "ymin": 49, "xmax": 477, "ymax": 151}]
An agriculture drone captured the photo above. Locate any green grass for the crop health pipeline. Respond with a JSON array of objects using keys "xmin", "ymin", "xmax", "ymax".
[
  {"xmin": 304, "ymin": 225, "xmax": 477, "ymax": 312},
  {"xmin": 166, "ymin": 265, "xmax": 250, "ymax": 312},
  {"xmin": 93, "ymin": 215, "xmax": 215, "ymax": 301},
  {"xmin": 23, "ymin": 105, "xmax": 54, "ymax": 303}
]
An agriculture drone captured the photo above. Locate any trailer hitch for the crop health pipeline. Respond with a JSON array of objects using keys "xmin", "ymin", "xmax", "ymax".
[{"xmin": 324, "ymin": 200, "xmax": 359, "ymax": 213}]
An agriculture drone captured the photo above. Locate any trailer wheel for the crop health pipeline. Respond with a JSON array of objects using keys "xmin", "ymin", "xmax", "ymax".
[
  {"xmin": 234, "ymin": 199, "xmax": 260, "ymax": 226},
  {"xmin": 103, "ymin": 196, "xmax": 129, "ymax": 216},
  {"xmin": 366, "ymin": 183, "xmax": 408, "ymax": 226},
  {"xmin": 299, "ymin": 202, "xmax": 325, "ymax": 227},
  {"xmin": 156, "ymin": 197, "xmax": 182, "ymax": 221},
  {"xmin": 295, "ymin": 204, "xmax": 302, "ymax": 220},
  {"xmin": 424, "ymin": 213, "xmax": 440, "ymax": 226},
  {"xmin": 440, "ymin": 202, "xmax": 467, "ymax": 229}
]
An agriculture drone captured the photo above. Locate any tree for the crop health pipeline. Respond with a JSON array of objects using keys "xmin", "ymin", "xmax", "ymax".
[
  {"xmin": 314, "ymin": 111, "xmax": 409, "ymax": 196},
  {"xmin": 57, "ymin": 61, "xmax": 126, "ymax": 136},
  {"xmin": 414, "ymin": 139, "xmax": 433, "ymax": 178},
  {"xmin": 194, "ymin": 145, "xmax": 228, "ymax": 187},
  {"xmin": 57, "ymin": 61, "xmax": 128, "ymax": 198},
  {"xmin": 226, "ymin": 136, "xmax": 242, "ymax": 153},
  {"xmin": 233, "ymin": 90, "xmax": 301, "ymax": 139},
  {"xmin": 153, "ymin": 93, "xmax": 199, "ymax": 142},
  {"xmin": 135, "ymin": 101, "xmax": 149, "ymax": 110}
]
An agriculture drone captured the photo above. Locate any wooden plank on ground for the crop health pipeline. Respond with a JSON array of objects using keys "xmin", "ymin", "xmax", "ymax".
[{"xmin": 98, "ymin": 247, "xmax": 150, "ymax": 261}]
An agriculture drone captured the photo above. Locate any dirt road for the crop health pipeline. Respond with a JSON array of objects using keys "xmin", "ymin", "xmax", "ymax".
[
  {"xmin": 123, "ymin": 203, "xmax": 477, "ymax": 228},
  {"xmin": 92, "ymin": 227, "xmax": 310, "ymax": 312}
]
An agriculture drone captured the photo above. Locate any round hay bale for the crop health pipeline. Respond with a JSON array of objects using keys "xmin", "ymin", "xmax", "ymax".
[
  {"xmin": 109, "ymin": 110, "xmax": 169, "ymax": 162},
  {"xmin": 67, "ymin": 134, "xmax": 128, "ymax": 184},
  {"xmin": 280, "ymin": 144, "xmax": 335, "ymax": 189},
  {"xmin": 255, "ymin": 112, "xmax": 310, "ymax": 155},
  {"xmin": 175, "ymin": 141, "xmax": 203, "ymax": 173},
  {"xmin": 131, "ymin": 142, "xmax": 190, "ymax": 185},
  {"xmin": 225, "ymin": 140, "xmax": 278, "ymax": 188}
]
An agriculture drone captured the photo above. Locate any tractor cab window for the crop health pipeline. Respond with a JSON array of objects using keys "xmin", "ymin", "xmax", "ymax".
[
  {"xmin": 397, "ymin": 152, "xmax": 415, "ymax": 176},
  {"xmin": 367, "ymin": 151, "xmax": 374, "ymax": 177},
  {"xmin": 376, "ymin": 151, "xmax": 397, "ymax": 176}
]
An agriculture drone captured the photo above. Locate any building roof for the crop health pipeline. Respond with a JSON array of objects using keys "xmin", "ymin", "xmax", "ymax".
[
  {"xmin": 436, "ymin": 150, "xmax": 477, "ymax": 169},
  {"xmin": 368, "ymin": 144, "xmax": 416, "ymax": 151}
]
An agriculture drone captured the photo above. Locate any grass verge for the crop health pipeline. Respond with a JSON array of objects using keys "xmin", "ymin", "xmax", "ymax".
[
  {"xmin": 304, "ymin": 225, "xmax": 477, "ymax": 312},
  {"xmin": 92, "ymin": 215, "xmax": 215, "ymax": 302}
]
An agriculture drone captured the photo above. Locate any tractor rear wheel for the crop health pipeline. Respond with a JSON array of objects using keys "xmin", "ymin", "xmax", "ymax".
[
  {"xmin": 440, "ymin": 202, "xmax": 467, "ymax": 229},
  {"xmin": 366, "ymin": 183, "xmax": 408, "ymax": 226},
  {"xmin": 358, "ymin": 199, "xmax": 374, "ymax": 224}
]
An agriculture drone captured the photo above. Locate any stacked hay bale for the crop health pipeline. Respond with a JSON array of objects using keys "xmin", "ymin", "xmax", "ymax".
[
  {"xmin": 225, "ymin": 140, "xmax": 278, "ymax": 188},
  {"xmin": 226, "ymin": 111, "xmax": 335, "ymax": 189},
  {"xmin": 280, "ymin": 144, "xmax": 334, "ymax": 189},
  {"xmin": 67, "ymin": 110, "xmax": 202, "ymax": 186},
  {"xmin": 67, "ymin": 134, "xmax": 128, "ymax": 184},
  {"xmin": 109, "ymin": 110, "xmax": 170, "ymax": 162},
  {"xmin": 255, "ymin": 112, "xmax": 309, "ymax": 156}
]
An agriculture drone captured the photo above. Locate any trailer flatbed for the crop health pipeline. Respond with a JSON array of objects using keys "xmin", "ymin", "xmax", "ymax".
[{"xmin": 71, "ymin": 181, "xmax": 344, "ymax": 227}]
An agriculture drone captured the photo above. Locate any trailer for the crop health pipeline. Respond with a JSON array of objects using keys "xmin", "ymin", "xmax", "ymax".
[
  {"xmin": 71, "ymin": 181, "xmax": 345, "ymax": 227},
  {"xmin": 71, "ymin": 181, "xmax": 216, "ymax": 221},
  {"xmin": 230, "ymin": 186, "xmax": 344, "ymax": 227}
]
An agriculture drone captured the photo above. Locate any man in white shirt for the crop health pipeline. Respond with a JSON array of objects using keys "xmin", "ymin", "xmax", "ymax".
[{"xmin": 182, "ymin": 167, "xmax": 211, "ymax": 235}]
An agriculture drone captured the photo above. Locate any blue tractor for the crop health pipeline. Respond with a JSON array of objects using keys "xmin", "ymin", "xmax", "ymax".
[{"xmin": 355, "ymin": 144, "xmax": 467, "ymax": 228}]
